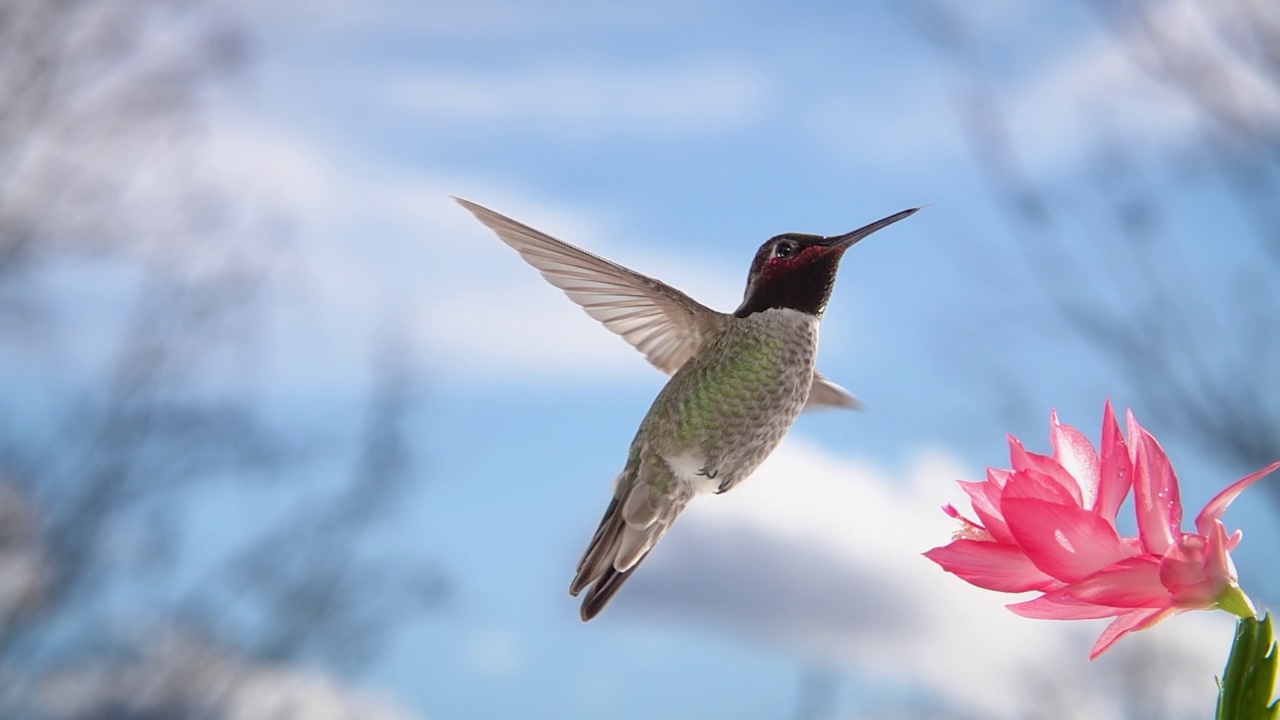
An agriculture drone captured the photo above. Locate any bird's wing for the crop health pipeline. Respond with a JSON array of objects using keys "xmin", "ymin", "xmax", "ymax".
[
  {"xmin": 456, "ymin": 197, "xmax": 724, "ymax": 374},
  {"xmin": 804, "ymin": 371, "xmax": 863, "ymax": 412}
]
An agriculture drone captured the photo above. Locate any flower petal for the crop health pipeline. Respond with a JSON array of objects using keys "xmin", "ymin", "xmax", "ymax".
[
  {"xmin": 1194, "ymin": 461, "xmax": 1280, "ymax": 536},
  {"xmin": 1158, "ymin": 533, "xmax": 1209, "ymax": 593},
  {"xmin": 1202, "ymin": 520, "xmax": 1235, "ymax": 586},
  {"xmin": 1065, "ymin": 555, "xmax": 1167, "ymax": 608},
  {"xmin": 1052, "ymin": 410, "xmax": 1101, "ymax": 512},
  {"xmin": 1009, "ymin": 436, "xmax": 1083, "ymax": 506},
  {"xmin": 1002, "ymin": 498, "xmax": 1129, "ymax": 582},
  {"xmin": 959, "ymin": 480, "xmax": 1014, "ymax": 544},
  {"xmin": 1160, "ymin": 523, "xmax": 1235, "ymax": 610},
  {"xmin": 1128, "ymin": 412, "xmax": 1182, "ymax": 555},
  {"xmin": 924, "ymin": 539, "xmax": 1057, "ymax": 593},
  {"xmin": 1096, "ymin": 400, "xmax": 1131, "ymax": 523},
  {"xmin": 1002, "ymin": 468, "xmax": 1079, "ymax": 507},
  {"xmin": 1089, "ymin": 606, "xmax": 1178, "ymax": 659},
  {"xmin": 1007, "ymin": 590, "xmax": 1126, "ymax": 620}
]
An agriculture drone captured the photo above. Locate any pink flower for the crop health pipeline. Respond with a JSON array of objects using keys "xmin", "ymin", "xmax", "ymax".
[{"xmin": 925, "ymin": 401, "xmax": 1279, "ymax": 658}]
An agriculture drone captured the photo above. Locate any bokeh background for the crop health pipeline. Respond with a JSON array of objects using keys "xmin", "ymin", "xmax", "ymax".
[{"xmin": 1, "ymin": 0, "xmax": 1278, "ymax": 718}]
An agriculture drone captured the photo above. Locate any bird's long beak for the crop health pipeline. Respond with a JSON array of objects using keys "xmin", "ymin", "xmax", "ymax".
[{"xmin": 817, "ymin": 207, "xmax": 921, "ymax": 250}]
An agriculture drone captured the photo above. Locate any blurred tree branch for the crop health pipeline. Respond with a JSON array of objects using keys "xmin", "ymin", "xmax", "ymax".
[
  {"xmin": 907, "ymin": 0, "xmax": 1280, "ymax": 510},
  {"xmin": 0, "ymin": 1, "xmax": 443, "ymax": 717},
  {"xmin": 187, "ymin": 337, "xmax": 447, "ymax": 677}
]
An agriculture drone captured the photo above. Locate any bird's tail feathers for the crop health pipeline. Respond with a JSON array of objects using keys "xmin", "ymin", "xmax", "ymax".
[
  {"xmin": 570, "ymin": 495, "xmax": 624, "ymax": 597},
  {"xmin": 570, "ymin": 465, "xmax": 686, "ymax": 621}
]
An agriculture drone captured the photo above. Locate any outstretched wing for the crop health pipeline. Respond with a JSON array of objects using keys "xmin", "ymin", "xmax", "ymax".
[
  {"xmin": 456, "ymin": 197, "xmax": 724, "ymax": 374},
  {"xmin": 804, "ymin": 371, "xmax": 862, "ymax": 412}
]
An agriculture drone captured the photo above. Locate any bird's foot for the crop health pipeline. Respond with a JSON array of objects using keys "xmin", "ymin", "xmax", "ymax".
[{"xmin": 697, "ymin": 466, "xmax": 735, "ymax": 494}]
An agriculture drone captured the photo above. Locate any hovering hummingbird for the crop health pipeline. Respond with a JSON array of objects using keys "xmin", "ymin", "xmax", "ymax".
[{"xmin": 455, "ymin": 197, "xmax": 918, "ymax": 620}]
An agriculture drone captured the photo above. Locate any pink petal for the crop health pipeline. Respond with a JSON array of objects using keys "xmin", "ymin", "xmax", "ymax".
[
  {"xmin": 987, "ymin": 467, "xmax": 1012, "ymax": 489},
  {"xmin": 959, "ymin": 480, "xmax": 1014, "ymax": 544},
  {"xmin": 1096, "ymin": 400, "xmax": 1132, "ymax": 523},
  {"xmin": 1161, "ymin": 522, "xmax": 1234, "ymax": 610},
  {"xmin": 1158, "ymin": 533, "xmax": 1209, "ymax": 592},
  {"xmin": 924, "ymin": 540, "xmax": 1057, "ymax": 593},
  {"xmin": 1128, "ymin": 412, "xmax": 1182, "ymax": 555},
  {"xmin": 1008, "ymin": 590, "xmax": 1126, "ymax": 620},
  {"xmin": 1052, "ymin": 410, "xmax": 1101, "ymax": 512},
  {"xmin": 1002, "ymin": 498, "xmax": 1129, "ymax": 583},
  {"xmin": 1120, "ymin": 535, "xmax": 1145, "ymax": 555},
  {"xmin": 1009, "ymin": 436, "xmax": 1083, "ymax": 506},
  {"xmin": 1002, "ymin": 468, "xmax": 1080, "ymax": 507},
  {"xmin": 1169, "ymin": 583, "xmax": 1225, "ymax": 610},
  {"xmin": 1090, "ymin": 606, "xmax": 1178, "ymax": 659},
  {"xmin": 1194, "ymin": 461, "xmax": 1280, "ymax": 536},
  {"xmin": 1065, "ymin": 555, "xmax": 1167, "ymax": 608}
]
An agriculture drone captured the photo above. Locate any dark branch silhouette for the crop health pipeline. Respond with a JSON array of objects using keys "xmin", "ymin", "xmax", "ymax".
[
  {"xmin": 906, "ymin": 0, "xmax": 1280, "ymax": 502},
  {"xmin": 0, "ymin": 1, "xmax": 443, "ymax": 717}
]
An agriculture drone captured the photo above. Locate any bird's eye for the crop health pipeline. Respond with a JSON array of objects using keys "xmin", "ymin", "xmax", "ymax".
[{"xmin": 774, "ymin": 241, "xmax": 796, "ymax": 259}]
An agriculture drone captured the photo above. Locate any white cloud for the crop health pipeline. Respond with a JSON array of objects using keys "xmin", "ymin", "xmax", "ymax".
[
  {"xmin": 39, "ymin": 632, "xmax": 418, "ymax": 720},
  {"xmin": 999, "ymin": 0, "xmax": 1279, "ymax": 169},
  {"xmin": 238, "ymin": 0, "xmax": 706, "ymax": 42},
  {"xmin": 815, "ymin": 0, "xmax": 1280, "ymax": 176},
  {"xmin": 198, "ymin": 113, "xmax": 747, "ymax": 389},
  {"xmin": 381, "ymin": 61, "xmax": 770, "ymax": 138},
  {"xmin": 622, "ymin": 439, "xmax": 1236, "ymax": 718}
]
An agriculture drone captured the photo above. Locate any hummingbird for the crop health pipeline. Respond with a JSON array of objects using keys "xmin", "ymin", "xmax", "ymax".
[{"xmin": 455, "ymin": 197, "xmax": 918, "ymax": 620}]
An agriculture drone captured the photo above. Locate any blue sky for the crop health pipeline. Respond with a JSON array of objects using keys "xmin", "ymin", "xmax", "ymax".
[
  {"xmin": 221, "ymin": 1, "xmax": 1280, "ymax": 717},
  {"xmin": 13, "ymin": 0, "xmax": 1279, "ymax": 717}
]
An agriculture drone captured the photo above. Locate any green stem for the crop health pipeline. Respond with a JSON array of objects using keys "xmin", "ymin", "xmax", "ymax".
[{"xmin": 1216, "ymin": 613, "xmax": 1278, "ymax": 720}]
